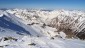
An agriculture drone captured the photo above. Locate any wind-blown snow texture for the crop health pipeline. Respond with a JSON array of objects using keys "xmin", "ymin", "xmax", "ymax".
[{"xmin": 0, "ymin": 9, "xmax": 85, "ymax": 48}]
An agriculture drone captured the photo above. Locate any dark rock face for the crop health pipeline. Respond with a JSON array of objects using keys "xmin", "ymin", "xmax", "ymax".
[
  {"xmin": 4, "ymin": 37, "xmax": 17, "ymax": 41},
  {"xmin": 76, "ymin": 32, "xmax": 85, "ymax": 40},
  {"xmin": 76, "ymin": 28, "xmax": 85, "ymax": 40},
  {"xmin": 28, "ymin": 43, "xmax": 36, "ymax": 46}
]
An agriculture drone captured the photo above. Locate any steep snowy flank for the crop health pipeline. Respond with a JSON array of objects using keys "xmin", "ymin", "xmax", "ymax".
[{"xmin": 0, "ymin": 11, "xmax": 45, "ymax": 37}]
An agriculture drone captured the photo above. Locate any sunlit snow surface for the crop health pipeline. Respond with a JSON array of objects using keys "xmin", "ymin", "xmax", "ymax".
[
  {"xmin": 0, "ymin": 9, "xmax": 85, "ymax": 48},
  {"xmin": 0, "ymin": 36, "xmax": 85, "ymax": 48}
]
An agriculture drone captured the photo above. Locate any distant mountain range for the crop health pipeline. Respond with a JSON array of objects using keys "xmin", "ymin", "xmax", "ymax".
[{"xmin": 0, "ymin": 9, "xmax": 85, "ymax": 39}]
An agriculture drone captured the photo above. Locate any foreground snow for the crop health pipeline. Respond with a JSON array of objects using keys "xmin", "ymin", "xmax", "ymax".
[{"xmin": 0, "ymin": 36, "xmax": 85, "ymax": 48}]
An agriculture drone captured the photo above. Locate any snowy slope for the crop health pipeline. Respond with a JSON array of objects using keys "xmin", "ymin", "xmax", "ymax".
[
  {"xmin": 1, "ymin": 9, "xmax": 85, "ymax": 38},
  {"xmin": 8, "ymin": 9, "xmax": 85, "ymax": 36},
  {"xmin": 0, "ymin": 9, "xmax": 85, "ymax": 48},
  {"xmin": 0, "ymin": 36, "xmax": 85, "ymax": 48},
  {"xmin": 0, "ymin": 11, "xmax": 45, "ymax": 37}
]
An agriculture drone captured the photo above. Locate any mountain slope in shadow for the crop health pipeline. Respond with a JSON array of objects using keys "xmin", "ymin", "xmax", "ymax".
[{"xmin": 0, "ymin": 14, "xmax": 31, "ymax": 35}]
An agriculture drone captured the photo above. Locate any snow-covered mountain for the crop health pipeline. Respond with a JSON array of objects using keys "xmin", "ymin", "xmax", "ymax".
[
  {"xmin": 5, "ymin": 9, "xmax": 85, "ymax": 38},
  {"xmin": 0, "ymin": 9, "xmax": 85, "ymax": 48}
]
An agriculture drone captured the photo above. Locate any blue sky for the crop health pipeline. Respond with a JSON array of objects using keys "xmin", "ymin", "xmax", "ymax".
[{"xmin": 0, "ymin": 0, "xmax": 85, "ymax": 10}]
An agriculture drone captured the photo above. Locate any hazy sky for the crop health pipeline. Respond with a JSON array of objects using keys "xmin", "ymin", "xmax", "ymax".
[{"xmin": 0, "ymin": 0, "xmax": 85, "ymax": 10}]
